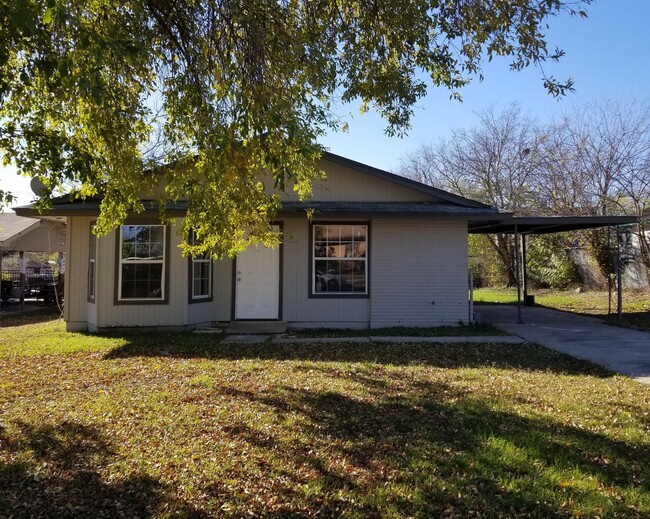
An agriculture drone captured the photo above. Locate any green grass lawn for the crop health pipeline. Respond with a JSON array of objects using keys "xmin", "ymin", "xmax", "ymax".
[
  {"xmin": 475, "ymin": 288, "xmax": 650, "ymax": 331},
  {"xmin": 1, "ymin": 313, "xmax": 649, "ymax": 518}
]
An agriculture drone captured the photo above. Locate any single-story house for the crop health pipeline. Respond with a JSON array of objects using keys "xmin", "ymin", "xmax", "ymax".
[{"xmin": 15, "ymin": 152, "xmax": 503, "ymax": 331}]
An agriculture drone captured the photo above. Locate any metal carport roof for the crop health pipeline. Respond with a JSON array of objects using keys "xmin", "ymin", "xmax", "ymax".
[
  {"xmin": 467, "ymin": 214, "xmax": 640, "ymax": 325},
  {"xmin": 469, "ymin": 215, "xmax": 638, "ymax": 235}
]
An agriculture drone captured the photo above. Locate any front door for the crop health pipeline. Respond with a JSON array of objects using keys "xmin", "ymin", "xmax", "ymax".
[{"xmin": 235, "ymin": 240, "xmax": 280, "ymax": 320}]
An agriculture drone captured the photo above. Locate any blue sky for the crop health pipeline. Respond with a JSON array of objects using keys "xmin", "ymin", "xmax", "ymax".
[
  {"xmin": 3, "ymin": 0, "xmax": 650, "ymax": 208},
  {"xmin": 322, "ymin": 0, "xmax": 650, "ymax": 169}
]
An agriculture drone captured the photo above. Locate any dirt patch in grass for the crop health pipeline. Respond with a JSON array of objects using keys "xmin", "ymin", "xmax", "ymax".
[{"xmin": 1, "ymin": 321, "xmax": 649, "ymax": 517}]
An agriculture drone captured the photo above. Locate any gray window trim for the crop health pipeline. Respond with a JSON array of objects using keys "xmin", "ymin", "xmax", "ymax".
[{"xmin": 188, "ymin": 231, "xmax": 213, "ymax": 304}]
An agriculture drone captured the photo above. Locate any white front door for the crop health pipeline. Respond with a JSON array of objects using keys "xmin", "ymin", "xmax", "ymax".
[{"xmin": 235, "ymin": 240, "xmax": 280, "ymax": 320}]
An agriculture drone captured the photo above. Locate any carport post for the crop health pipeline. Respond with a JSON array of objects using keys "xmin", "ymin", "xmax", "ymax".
[
  {"xmin": 607, "ymin": 226, "xmax": 612, "ymax": 315},
  {"xmin": 616, "ymin": 227, "xmax": 623, "ymax": 320},
  {"xmin": 522, "ymin": 233, "xmax": 529, "ymax": 303},
  {"xmin": 468, "ymin": 269, "xmax": 474, "ymax": 324},
  {"xmin": 514, "ymin": 225, "xmax": 522, "ymax": 324}
]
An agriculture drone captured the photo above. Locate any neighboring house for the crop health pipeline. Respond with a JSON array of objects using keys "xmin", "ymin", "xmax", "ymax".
[
  {"xmin": 15, "ymin": 152, "xmax": 501, "ymax": 331},
  {"xmin": 0, "ymin": 212, "xmax": 66, "ymax": 303},
  {"xmin": 0, "ymin": 212, "xmax": 66, "ymax": 255}
]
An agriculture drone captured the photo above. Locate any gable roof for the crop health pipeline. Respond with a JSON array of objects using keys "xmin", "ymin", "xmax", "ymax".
[
  {"xmin": 13, "ymin": 152, "xmax": 502, "ymax": 218},
  {"xmin": 322, "ymin": 152, "xmax": 492, "ymax": 209}
]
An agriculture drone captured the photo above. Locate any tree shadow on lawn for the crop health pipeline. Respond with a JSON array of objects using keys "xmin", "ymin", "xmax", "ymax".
[
  {"xmin": 603, "ymin": 311, "xmax": 650, "ymax": 332},
  {"xmin": 1, "ymin": 379, "xmax": 647, "ymax": 516},
  {"xmin": 0, "ymin": 421, "xmax": 206, "ymax": 518},
  {"xmin": 104, "ymin": 336, "xmax": 614, "ymax": 378},
  {"xmin": 202, "ymin": 378, "xmax": 649, "ymax": 516},
  {"xmin": 522, "ymin": 302, "xmax": 650, "ymax": 333}
]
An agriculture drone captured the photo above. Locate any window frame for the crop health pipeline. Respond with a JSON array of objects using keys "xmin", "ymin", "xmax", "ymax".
[
  {"xmin": 309, "ymin": 222, "xmax": 370, "ymax": 298},
  {"xmin": 114, "ymin": 223, "xmax": 169, "ymax": 305},
  {"xmin": 87, "ymin": 222, "xmax": 97, "ymax": 303},
  {"xmin": 188, "ymin": 231, "xmax": 213, "ymax": 304}
]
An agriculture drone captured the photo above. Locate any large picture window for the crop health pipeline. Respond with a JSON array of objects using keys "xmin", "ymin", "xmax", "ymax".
[
  {"xmin": 189, "ymin": 231, "xmax": 212, "ymax": 302},
  {"xmin": 118, "ymin": 225, "xmax": 166, "ymax": 301},
  {"xmin": 312, "ymin": 224, "xmax": 367, "ymax": 295}
]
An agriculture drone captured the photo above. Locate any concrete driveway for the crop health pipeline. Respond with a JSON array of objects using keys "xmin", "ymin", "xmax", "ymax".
[{"xmin": 478, "ymin": 304, "xmax": 650, "ymax": 385}]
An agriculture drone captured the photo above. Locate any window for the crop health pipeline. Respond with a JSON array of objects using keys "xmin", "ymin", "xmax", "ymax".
[
  {"xmin": 189, "ymin": 232, "xmax": 212, "ymax": 302},
  {"xmin": 117, "ymin": 225, "xmax": 166, "ymax": 302},
  {"xmin": 88, "ymin": 224, "xmax": 96, "ymax": 303},
  {"xmin": 312, "ymin": 224, "xmax": 367, "ymax": 295}
]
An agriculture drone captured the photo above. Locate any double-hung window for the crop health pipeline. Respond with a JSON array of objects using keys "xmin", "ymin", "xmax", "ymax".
[
  {"xmin": 312, "ymin": 224, "xmax": 368, "ymax": 295},
  {"xmin": 189, "ymin": 232, "xmax": 212, "ymax": 302},
  {"xmin": 118, "ymin": 225, "xmax": 166, "ymax": 302}
]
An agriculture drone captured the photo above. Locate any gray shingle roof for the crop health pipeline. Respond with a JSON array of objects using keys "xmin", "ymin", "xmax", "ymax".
[{"xmin": 0, "ymin": 213, "xmax": 40, "ymax": 244}]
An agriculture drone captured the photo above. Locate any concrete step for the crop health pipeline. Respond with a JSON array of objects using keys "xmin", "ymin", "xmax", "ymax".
[{"xmin": 227, "ymin": 320, "xmax": 288, "ymax": 334}]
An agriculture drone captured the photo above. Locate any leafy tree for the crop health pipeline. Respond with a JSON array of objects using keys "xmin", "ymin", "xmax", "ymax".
[
  {"xmin": 525, "ymin": 234, "xmax": 580, "ymax": 289},
  {"xmin": 0, "ymin": 0, "xmax": 591, "ymax": 257}
]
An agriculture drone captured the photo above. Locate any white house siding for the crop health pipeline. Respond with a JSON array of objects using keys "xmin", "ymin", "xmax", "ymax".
[
  {"xmin": 185, "ymin": 257, "xmax": 233, "ymax": 325},
  {"xmin": 65, "ymin": 216, "xmax": 93, "ymax": 331},
  {"xmin": 213, "ymin": 258, "xmax": 233, "ymax": 321},
  {"xmin": 282, "ymin": 217, "xmax": 371, "ymax": 328},
  {"xmin": 96, "ymin": 219, "xmax": 188, "ymax": 328},
  {"xmin": 185, "ymin": 292, "xmax": 217, "ymax": 328},
  {"xmin": 370, "ymin": 219, "xmax": 469, "ymax": 328},
  {"xmin": 66, "ymin": 214, "xmax": 234, "ymax": 330},
  {"xmin": 274, "ymin": 158, "xmax": 437, "ymax": 204}
]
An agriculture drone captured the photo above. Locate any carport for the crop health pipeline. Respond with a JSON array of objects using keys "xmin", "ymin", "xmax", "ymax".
[
  {"xmin": 0, "ymin": 212, "xmax": 66, "ymax": 307},
  {"xmin": 469, "ymin": 215, "xmax": 639, "ymax": 323}
]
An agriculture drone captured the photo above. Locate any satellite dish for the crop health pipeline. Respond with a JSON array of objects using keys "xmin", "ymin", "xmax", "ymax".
[{"xmin": 30, "ymin": 176, "xmax": 46, "ymax": 197}]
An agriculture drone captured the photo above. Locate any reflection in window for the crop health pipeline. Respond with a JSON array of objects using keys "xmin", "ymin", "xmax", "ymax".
[
  {"xmin": 118, "ymin": 225, "xmax": 166, "ymax": 301},
  {"xmin": 313, "ymin": 225, "xmax": 367, "ymax": 295}
]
